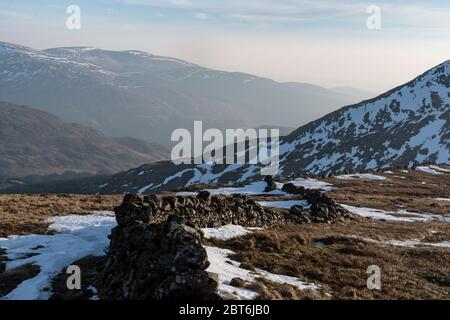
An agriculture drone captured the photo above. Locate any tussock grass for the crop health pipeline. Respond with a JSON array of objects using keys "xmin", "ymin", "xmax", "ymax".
[{"xmin": 208, "ymin": 218, "xmax": 450, "ymax": 299}]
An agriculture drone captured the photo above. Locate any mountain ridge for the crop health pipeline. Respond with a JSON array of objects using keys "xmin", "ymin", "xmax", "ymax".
[
  {"xmin": 81, "ymin": 60, "xmax": 450, "ymax": 194},
  {"xmin": 286, "ymin": 59, "xmax": 450, "ymax": 141},
  {"xmin": 0, "ymin": 41, "xmax": 374, "ymax": 145},
  {"xmin": 2, "ymin": 60, "xmax": 449, "ymax": 195}
]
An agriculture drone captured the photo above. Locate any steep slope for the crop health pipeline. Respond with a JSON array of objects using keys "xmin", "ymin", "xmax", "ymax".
[
  {"xmin": 0, "ymin": 101, "xmax": 168, "ymax": 180},
  {"xmin": 0, "ymin": 41, "xmax": 369, "ymax": 144},
  {"xmin": 280, "ymin": 59, "xmax": 449, "ymax": 175},
  {"xmin": 81, "ymin": 60, "xmax": 449, "ymax": 194}
]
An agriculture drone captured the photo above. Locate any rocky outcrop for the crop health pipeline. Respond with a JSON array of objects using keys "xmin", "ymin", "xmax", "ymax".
[
  {"xmin": 102, "ymin": 198, "xmax": 220, "ymax": 300},
  {"xmin": 282, "ymin": 183, "xmax": 350, "ymax": 222},
  {"xmin": 264, "ymin": 176, "xmax": 277, "ymax": 192},
  {"xmin": 0, "ymin": 248, "xmax": 7, "ymax": 273}
]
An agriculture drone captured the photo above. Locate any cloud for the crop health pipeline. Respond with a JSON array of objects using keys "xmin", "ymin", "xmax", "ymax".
[
  {"xmin": 122, "ymin": 0, "xmax": 357, "ymax": 15},
  {"xmin": 380, "ymin": 3, "xmax": 450, "ymax": 29},
  {"xmin": 0, "ymin": 9, "xmax": 33, "ymax": 20},
  {"xmin": 228, "ymin": 14, "xmax": 304, "ymax": 23},
  {"xmin": 193, "ymin": 12, "xmax": 210, "ymax": 20},
  {"xmin": 120, "ymin": 0, "xmax": 450, "ymax": 29},
  {"xmin": 124, "ymin": 0, "xmax": 194, "ymax": 9}
]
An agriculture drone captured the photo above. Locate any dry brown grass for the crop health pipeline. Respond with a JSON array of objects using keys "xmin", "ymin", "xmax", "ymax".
[
  {"xmin": 0, "ymin": 194, "xmax": 122, "ymax": 237},
  {"xmin": 207, "ymin": 217, "xmax": 450, "ymax": 299},
  {"xmin": 326, "ymin": 170, "xmax": 450, "ymax": 216},
  {"xmin": 1, "ymin": 168, "xmax": 449, "ymax": 300},
  {"xmin": 229, "ymin": 277, "xmax": 326, "ymax": 300},
  {"xmin": 50, "ymin": 255, "xmax": 105, "ymax": 300}
]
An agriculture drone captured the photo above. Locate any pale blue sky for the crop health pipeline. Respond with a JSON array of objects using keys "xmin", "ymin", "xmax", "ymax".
[{"xmin": 1, "ymin": 0, "xmax": 449, "ymax": 91}]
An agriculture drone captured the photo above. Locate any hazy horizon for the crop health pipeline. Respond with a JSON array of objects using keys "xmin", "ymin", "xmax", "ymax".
[{"xmin": 1, "ymin": 0, "xmax": 450, "ymax": 92}]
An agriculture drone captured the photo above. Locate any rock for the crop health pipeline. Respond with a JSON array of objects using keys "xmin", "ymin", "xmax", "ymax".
[
  {"xmin": 114, "ymin": 181, "xmax": 348, "ymax": 233},
  {"xmin": 281, "ymin": 182, "xmax": 349, "ymax": 222},
  {"xmin": 289, "ymin": 205, "xmax": 305, "ymax": 215},
  {"xmin": 282, "ymin": 183, "xmax": 306, "ymax": 196},
  {"xmin": 264, "ymin": 176, "xmax": 276, "ymax": 192},
  {"xmin": 114, "ymin": 195, "xmax": 152, "ymax": 226},
  {"xmin": 102, "ymin": 213, "xmax": 220, "ymax": 300},
  {"xmin": 0, "ymin": 248, "xmax": 8, "ymax": 273},
  {"xmin": 289, "ymin": 205, "xmax": 311, "ymax": 224},
  {"xmin": 197, "ymin": 190, "xmax": 211, "ymax": 202},
  {"xmin": 229, "ymin": 277, "xmax": 249, "ymax": 288}
]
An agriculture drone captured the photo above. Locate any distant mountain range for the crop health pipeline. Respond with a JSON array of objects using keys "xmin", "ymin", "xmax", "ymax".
[
  {"xmin": 67, "ymin": 59, "xmax": 448, "ymax": 195},
  {"xmin": 0, "ymin": 101, "xmax": 168, "ymax": 181},
  {"xmin": 0, "ymin": 41, "xmax": 374, "ymax": 145}
]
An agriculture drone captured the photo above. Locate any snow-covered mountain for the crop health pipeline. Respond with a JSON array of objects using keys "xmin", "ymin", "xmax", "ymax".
[
  {"xmin": 0, "ymin": 41, "xmax": 371, "ymax": 144},
  {"xmin": 84, "ymin": 60, "xmax": 449, "ymax": 194},
  {"xmin": 279, "ymin": 59, "xmax": 449, "ymax": 175}
]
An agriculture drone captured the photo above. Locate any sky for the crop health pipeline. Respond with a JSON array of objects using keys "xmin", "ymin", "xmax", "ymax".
[{"xmin": 1, "ymin": 0, "xmax": 449, "ymax": 92}]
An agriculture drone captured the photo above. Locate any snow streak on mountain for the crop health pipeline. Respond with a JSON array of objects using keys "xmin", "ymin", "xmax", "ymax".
[{"xmin": 90, "ymin": 60, "xmax": 449, "ymax": 194}]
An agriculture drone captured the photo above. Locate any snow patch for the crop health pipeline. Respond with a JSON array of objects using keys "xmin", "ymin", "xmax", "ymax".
[
  {"xmin": 258, "ymin": 199, "xmax": 309, "ymax": 209},
  {"xmin": 180, "ymin": 181, "xmax": 287, "ymax": 196},
  {"xmin": 429, "ymin": 165, "xmax": 450, "ymax": 173},
  {"xmin": 341, "ymin": 205, "xmax": 431, "ymax": 222},
  {"xmin": 357, "ymin": 236, "xmax": 450, "ymax": 248},
  {"xmin": 202, "ymin": 225, "xmax": 257, "ymax": 241},
  {"xmin": 284, "ymin": 178, "xmax": 334, "ymax": 191},
  {"xmin": 0, "ymin": 212, "xmax": 116, "ymax": 300},
  {"xmin": 205, "ymin": 246, "xmax": 318, "ymax": 300},
  {"xmin": 335, "ymin": 173, "xmax": 387, "ymax": 181},
  {"xmin": 416, "ymin": 166, "xmax": 443, "ymax": 175}
]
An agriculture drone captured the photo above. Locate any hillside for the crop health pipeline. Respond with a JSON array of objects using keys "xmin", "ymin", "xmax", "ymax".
[
  {"xmin": 80, "ymin": 60, "xmax": 450, "ymax": 194},
  {"xmin": 0, "ymin": 101, "xmax": 168, "ymax": 180},
  {"xmin": 1, "ymin": 167, "xmax": 450, "ymax": 299}
]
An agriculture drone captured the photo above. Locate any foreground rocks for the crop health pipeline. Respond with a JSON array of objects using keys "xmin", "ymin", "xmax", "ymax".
[
  {"xmin": 112, "ymin": 186, "xmax": 350, "ymax": 230},
  {"xmin": 264, "ymin": 176, "xmax": 277, "ymax": 192},
  {"xmin": 102, "ymin": 200, "xmax": 220, "ymax": 300},
  {"xmin": 101, "ymin": 186, "xmax": 349, "ymax": 300},
  {"xmin": 0, "ymin": 248, "xmax": 7, "ymax": 273},
  {"xmin": 282, "ymin": 183, "xmax": 350, "ymax": 223}
]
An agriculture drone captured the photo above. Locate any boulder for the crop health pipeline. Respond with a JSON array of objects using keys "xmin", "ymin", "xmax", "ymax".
[
  {"xmin": 263, "ymin": 176, "xmax": 277, "ymax": 192},
  {"xmin": 114, "ymin": 195, "xmax": 152, "ymax": 226}
]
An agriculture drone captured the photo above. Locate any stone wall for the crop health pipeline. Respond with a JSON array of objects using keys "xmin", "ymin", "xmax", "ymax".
[
  {"xmin": 114, "ymin": 193, "xmax": 306, "ymax": 229},
  {"xmin": 282, "ymin": 183, "xmax": 350, "ymax": 223},
  {"xmin": 101, "ymin": 187, "xmax": 349, "ymax": 299},
  {"xmin": 102, "ymin": 201, "xmax": 220, "ymax": 300},
  {"xmin": 111, "ymin": 188, "xmax": 349, "ymax": 230}
]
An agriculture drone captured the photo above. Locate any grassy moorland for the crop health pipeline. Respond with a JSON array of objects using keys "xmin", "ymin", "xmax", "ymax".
[{"xmin": 1, "ymin": 168, "xmax": 449, "ymax": 299}]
